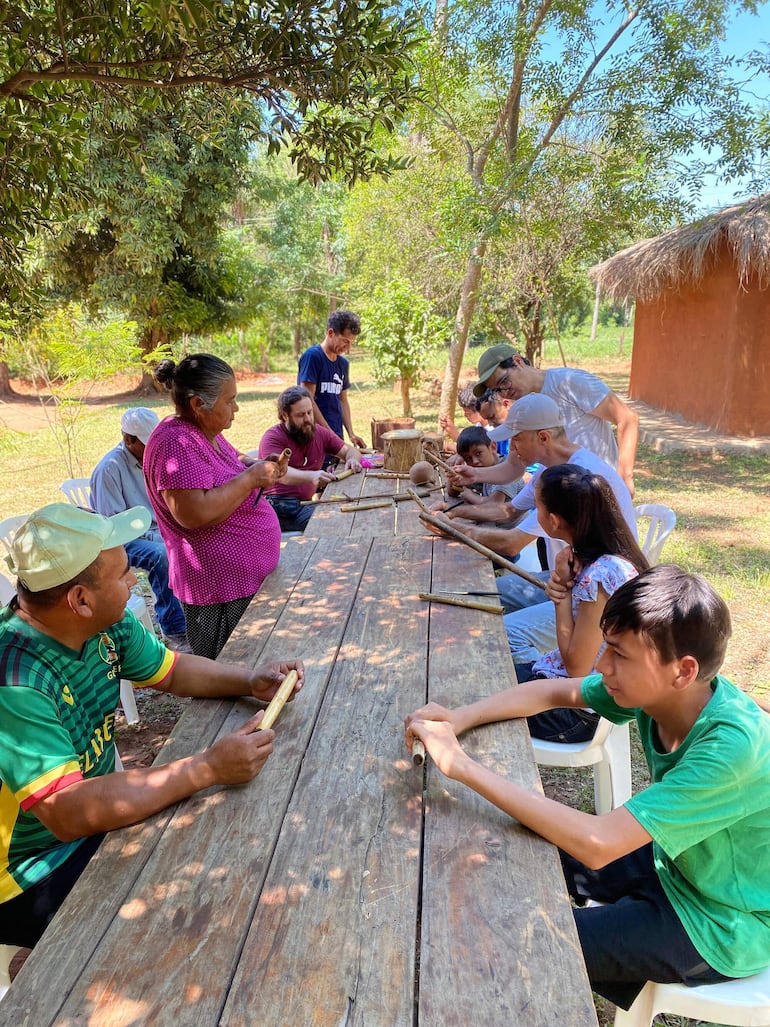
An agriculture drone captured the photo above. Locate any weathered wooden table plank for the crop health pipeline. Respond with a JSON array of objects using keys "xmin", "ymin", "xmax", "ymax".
[
  {"xmin": 221, "ymin": 535, "xmax": 433, "ymax": 1026},
  {"xmin": 418, "ymin": 542, "xmax": 598, "ymax": 1026}
]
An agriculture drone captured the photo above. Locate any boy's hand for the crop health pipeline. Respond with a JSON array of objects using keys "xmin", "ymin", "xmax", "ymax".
[{"xmin": 406, "ymin": 718, "xmax": 467, "ymax": 779}]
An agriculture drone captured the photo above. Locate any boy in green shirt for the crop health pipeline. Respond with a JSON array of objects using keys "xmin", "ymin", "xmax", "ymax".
[{"xmin": 405, "ymin": 565, "xmax": 770, "ymax": 1009}]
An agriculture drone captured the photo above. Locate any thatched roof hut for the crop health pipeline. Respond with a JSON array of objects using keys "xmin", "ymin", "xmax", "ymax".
[
  {"xmin": 590, "ymin": 194, "xmax": 770, "ymax": 437},
  {"xmin": 590, "ymin": 193, "xmax": 770, "ymax": 302}
]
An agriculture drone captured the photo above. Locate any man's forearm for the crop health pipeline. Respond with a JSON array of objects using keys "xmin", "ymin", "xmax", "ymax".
[
  {"xmin": 616, "ymin": 410, "xmax": 639, "ymax": 484},
  {"xmin": 160, "ymin": 653, "xmax": 252, "ymax": 699},
  {"xmin": 464, "ymin": 525, "xmax": 535, "ymax": 557}
]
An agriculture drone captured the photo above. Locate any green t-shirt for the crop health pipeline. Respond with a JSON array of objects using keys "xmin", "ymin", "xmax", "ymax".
[
  {"xmin": 582, "ymin": 672, "xmax": 770, "ymax": 978},
  {"xmin": 0, "ymin": 603, "xmax": 175, "ymax": 902}
]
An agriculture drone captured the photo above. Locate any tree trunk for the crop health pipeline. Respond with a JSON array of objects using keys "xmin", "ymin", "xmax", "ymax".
[
  {"xmin": 137, "ymin": 320, "xmax": 170, "ymax": 394},
  {"xmin": 293, "ymin": 324, "xmax": 302, "ymax": 360},
  {"xmin": 439, "ymin": 236, "xmax": 488, "ymax": 423},
  {"xmin": 0, "ymin": 360, "xmax": 15, "ymax": 397},
  {"xmin": 590, "ymin": 280, "xmax": 601, "ymax": 341},
  {"xmin": 400, "ymin": 376, "xmax": 412, "ymax": 416}
]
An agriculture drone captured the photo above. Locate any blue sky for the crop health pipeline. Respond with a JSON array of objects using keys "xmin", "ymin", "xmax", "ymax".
[{"xmin": 695, "ymin": 3, "xmax": 769, "ymax": 212}]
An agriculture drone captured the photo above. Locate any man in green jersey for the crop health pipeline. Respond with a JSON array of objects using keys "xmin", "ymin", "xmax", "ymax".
[{"xmin": 0, "ymin": 503, "xmax": 303, "ymax": 948}]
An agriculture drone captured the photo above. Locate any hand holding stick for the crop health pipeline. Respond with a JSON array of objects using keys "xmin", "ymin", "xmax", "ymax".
[
  {"xmin": 259, "ymin": 670, "xmax": 299, "ymax": 731},
  {"xmin": 255, "ymin": 449, "xmax": 292, "ymax": 506},
  {"xmin": 412, "ymin": 739, "xmax": 426, "ymax": 767}
]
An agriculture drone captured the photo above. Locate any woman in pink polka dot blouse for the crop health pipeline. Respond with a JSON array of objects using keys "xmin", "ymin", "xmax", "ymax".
[{"xmin": 144, "ymin": 354, "xmax": 284, "ymax": 659}]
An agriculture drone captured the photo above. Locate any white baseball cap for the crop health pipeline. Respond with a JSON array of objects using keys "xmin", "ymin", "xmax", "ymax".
[{"xmin": 121, "ymin": 407, "xmax": 159, "ymax": 444}]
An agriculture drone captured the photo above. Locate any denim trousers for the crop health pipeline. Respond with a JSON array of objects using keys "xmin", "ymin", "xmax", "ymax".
[{"xmin": 125, "ymin": 536, "xmax": 186, "ymax": 636}]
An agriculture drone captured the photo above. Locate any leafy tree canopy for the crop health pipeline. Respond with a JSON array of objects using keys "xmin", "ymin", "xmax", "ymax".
[{"xmin": 0, "ymin": 0, "xmax": 423, "ymax": 298}]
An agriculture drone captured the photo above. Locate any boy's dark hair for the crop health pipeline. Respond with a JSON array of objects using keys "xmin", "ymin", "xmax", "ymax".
[
  {"xmin": 457, "ymin": 425, "xmax": 493, "ymax": 455},
  {"xmin": 601, "ymin": 565, "xmax": 732, "ymax": 681},
  {"xmin": 537, "ymin": 465, "xmax": 647, "ymax": 572},
  {"xmin": 327, "ymin": 310, "xmax": 361, "ymax": 335}
]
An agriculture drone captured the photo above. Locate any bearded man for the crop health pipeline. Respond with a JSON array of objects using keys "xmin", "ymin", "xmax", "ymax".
[{"xmin": 257, "ymin": 386, "xmax": 362, "ymax": 532}]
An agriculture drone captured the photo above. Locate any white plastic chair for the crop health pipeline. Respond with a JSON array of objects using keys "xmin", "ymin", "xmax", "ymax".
[
  {"xmin": 0, "ymin": 575, "xmax": 15, "ymax": 605},
  {"xmin": 0, "ymin": 945, "xmax": 21, "ymax": 1001},
  {"xmin": 614, "ymin": 964, "xmax": 770, "ymax": 1026},
  {"xmin": 0, "ymin": 515, "xmax": 27, "ymax": 557},
  {"xmin": 634, "ymin": 503, "xmax": 676, "ymax": 565},
  {"xmin": 532, "ymin": 717, "xmax": 632, "ymax": 815},
  {"xmin": 60, "ymin": 478, "xmax": 92, "ymax": 509}
]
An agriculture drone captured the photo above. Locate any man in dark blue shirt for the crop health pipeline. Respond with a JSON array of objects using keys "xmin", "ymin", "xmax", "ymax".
[{"xmin": 297, "ymin": 310, "xmax": 366, "ymax": 448}]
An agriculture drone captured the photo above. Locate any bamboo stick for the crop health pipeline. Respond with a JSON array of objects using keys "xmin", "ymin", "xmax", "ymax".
[
  {"xmin": 417, "ymin": 510, "xmax": 547, "ymax": 590},
  {"xmin": 340, "ymin": 499, "xmax": 392, "ymax": 511},
  {"xmin": 332, "ymin": 467, "xmax": 356, "ymax": 482},
  {"xmin": 365, "ymin": 470, "xmax": 411, "ymax": 479},
  {"xmin": 419, "ymin": 592, "xmax": 503, "ymax": 614},
  {"xmin": 259, "ymin": 670, "xmax": 300, "ymax": 730},
  {"xmin": 412, "ymin": 739, "xmax": 426, "ymax": 767}
]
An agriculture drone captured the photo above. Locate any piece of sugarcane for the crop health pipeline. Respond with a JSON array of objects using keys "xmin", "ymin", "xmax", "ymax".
[{"xmin": 259, "ymin": 670, "xmax": 300, "ymax": 730}]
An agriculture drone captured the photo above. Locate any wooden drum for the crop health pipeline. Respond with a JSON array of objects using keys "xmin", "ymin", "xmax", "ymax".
[{"xmin": 382, "ymin": 429, "xmax": 425, "ymax": 473}]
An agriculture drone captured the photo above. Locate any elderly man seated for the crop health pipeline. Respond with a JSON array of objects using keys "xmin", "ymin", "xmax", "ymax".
[
  {"xmin": 258, "ymin": 386, "xmax": 362, "ymax": 532},
  {"xmin": 90, "ymin": 407, "xmax": 190, "ymax": 651}
]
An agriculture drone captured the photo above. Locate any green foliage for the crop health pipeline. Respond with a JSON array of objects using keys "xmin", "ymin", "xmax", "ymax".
[
  {"xmin": 4, "ymin": 303, "xmax": 140, "ymax": 474},
  {"xmin": 0, "ymin": 0, "xmax": 424, "ymax": 300},
  {"xmin": 358, "ymin": 280, "xmax": 449, "ymax": 414}
]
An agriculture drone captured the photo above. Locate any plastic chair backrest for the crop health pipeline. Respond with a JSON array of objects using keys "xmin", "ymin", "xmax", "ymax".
[
  {"xmin": 0, "ymin": 575, "xmax": 15, "ymax": 606},
  {"xmin": 634, "ymin": 503, "xmax": 676, "ymax": 565},
  {"xmin": 0, "ymin": 515, "xmax": 26, "ymax": 558},
  {"xmin": 60, "ymin": 478, "xmax": 93, "ymax": 509}
]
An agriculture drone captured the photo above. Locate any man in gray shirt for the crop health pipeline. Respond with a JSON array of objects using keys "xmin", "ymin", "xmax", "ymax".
[{"xmin": 90, "ymin": 408, "xmax": 190, "ymax": 651}]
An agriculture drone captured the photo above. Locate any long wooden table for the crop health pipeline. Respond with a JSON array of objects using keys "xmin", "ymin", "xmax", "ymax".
[{"xmin": 2, "ymin": 533, "xmax": 597, "ymax": 1026}]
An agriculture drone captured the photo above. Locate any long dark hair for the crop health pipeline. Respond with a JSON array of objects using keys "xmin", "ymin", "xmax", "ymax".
[{"xmin": 537, "ymin": 464, "xmax": 648, "ymax": 572}]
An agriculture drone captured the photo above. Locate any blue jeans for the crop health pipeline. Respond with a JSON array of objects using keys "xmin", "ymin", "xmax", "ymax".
[
  {"xmin": 125, "ymin": 536, "xmax": 186, "ymax": 636},
  {"xmin": 266, "ymin": 496, "xmax": 315, "ymax": 533},
  {"xmin": 497, "ymin": 569, "xmax": 550, "ymax": 613},
  {"xmin": 504, "ymin": 599, "xmax": 557, "ymax": 666}
]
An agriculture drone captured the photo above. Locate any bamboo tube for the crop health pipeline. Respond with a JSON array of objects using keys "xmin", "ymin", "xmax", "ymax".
[
  {"xmin": 259, "ymin": 670, "xmax": 300, "ymax": 730},
  {"xmin": 406, "ymin": 487, "xmax": 431, "ymax": 512},
  {"xmin": 412, "ymin": 739, "xmax": 426, "ymax": 767},
  {"xmin": 417, "ymin": 510, "xmax": 547, "ymax": 590},
  {"xmin": 340, "ymin": 499, "xmax": 392, "ymax": 512},
  {"xmin": 365, "ymin": 471, "xmax": 411, "ymax": 479},
  {"xmin": 419, "ymin": 592, "xmax": 503, "ymax": 614},
  {"xmin": 424, "ymin": 450, "xmax": 457, "ymax": 475},
  {"xmin": 332, "ymin": 467, "xmax": 357, "ymax": 481}
]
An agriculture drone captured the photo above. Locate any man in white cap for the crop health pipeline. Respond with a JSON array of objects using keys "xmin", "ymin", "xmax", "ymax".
[
  {"xmin": 471, "ymin": 344, "xmax": 639, "ymax": 495},
  {"xmin": 0, "ymin": 503, "xmax": 303, "ymax": 950},
  {"xmin": 90, "ymin": 408, "xmax": 189, "ymax": 651},
  {"xmin": 432, "ymin": 393, "xmax": 636, "ymax": 673}
]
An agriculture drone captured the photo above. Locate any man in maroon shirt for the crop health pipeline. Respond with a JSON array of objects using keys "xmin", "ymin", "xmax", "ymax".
[{"xmin": 258, "ymin": 387, "xmax": 362, "ymax": 532}]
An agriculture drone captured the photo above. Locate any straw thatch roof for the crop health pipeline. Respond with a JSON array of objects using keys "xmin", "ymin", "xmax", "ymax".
[{"xmin": 590, "ymin": 193, "xmax": 770, "ymax": 302}]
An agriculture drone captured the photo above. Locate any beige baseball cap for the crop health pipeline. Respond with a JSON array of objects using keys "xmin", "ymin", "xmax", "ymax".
[{"xmin": 6, "ymin": 503, "xmax": 150, "ymax": 592}]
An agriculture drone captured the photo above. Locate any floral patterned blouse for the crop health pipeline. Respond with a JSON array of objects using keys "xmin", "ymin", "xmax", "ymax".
[{"xmin": 532, "ymin": 554, "xmax": 639, "ymax": 678}]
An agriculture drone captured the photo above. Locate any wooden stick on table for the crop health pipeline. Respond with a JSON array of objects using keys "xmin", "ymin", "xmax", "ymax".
[
  {"xmin": 365, "ymin": 470, "xmax": 412, "ymax": 479},
  {"xmin": 417, "ymin": 509, "xmax": 547, "ymax": 590},
  {"xmin": 259, "ymin": 670, "xmax": 300, "ymax": 731},
  {"xmin": 418, "ymin": 592, "xmax": 503, "ymax": 614}
]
